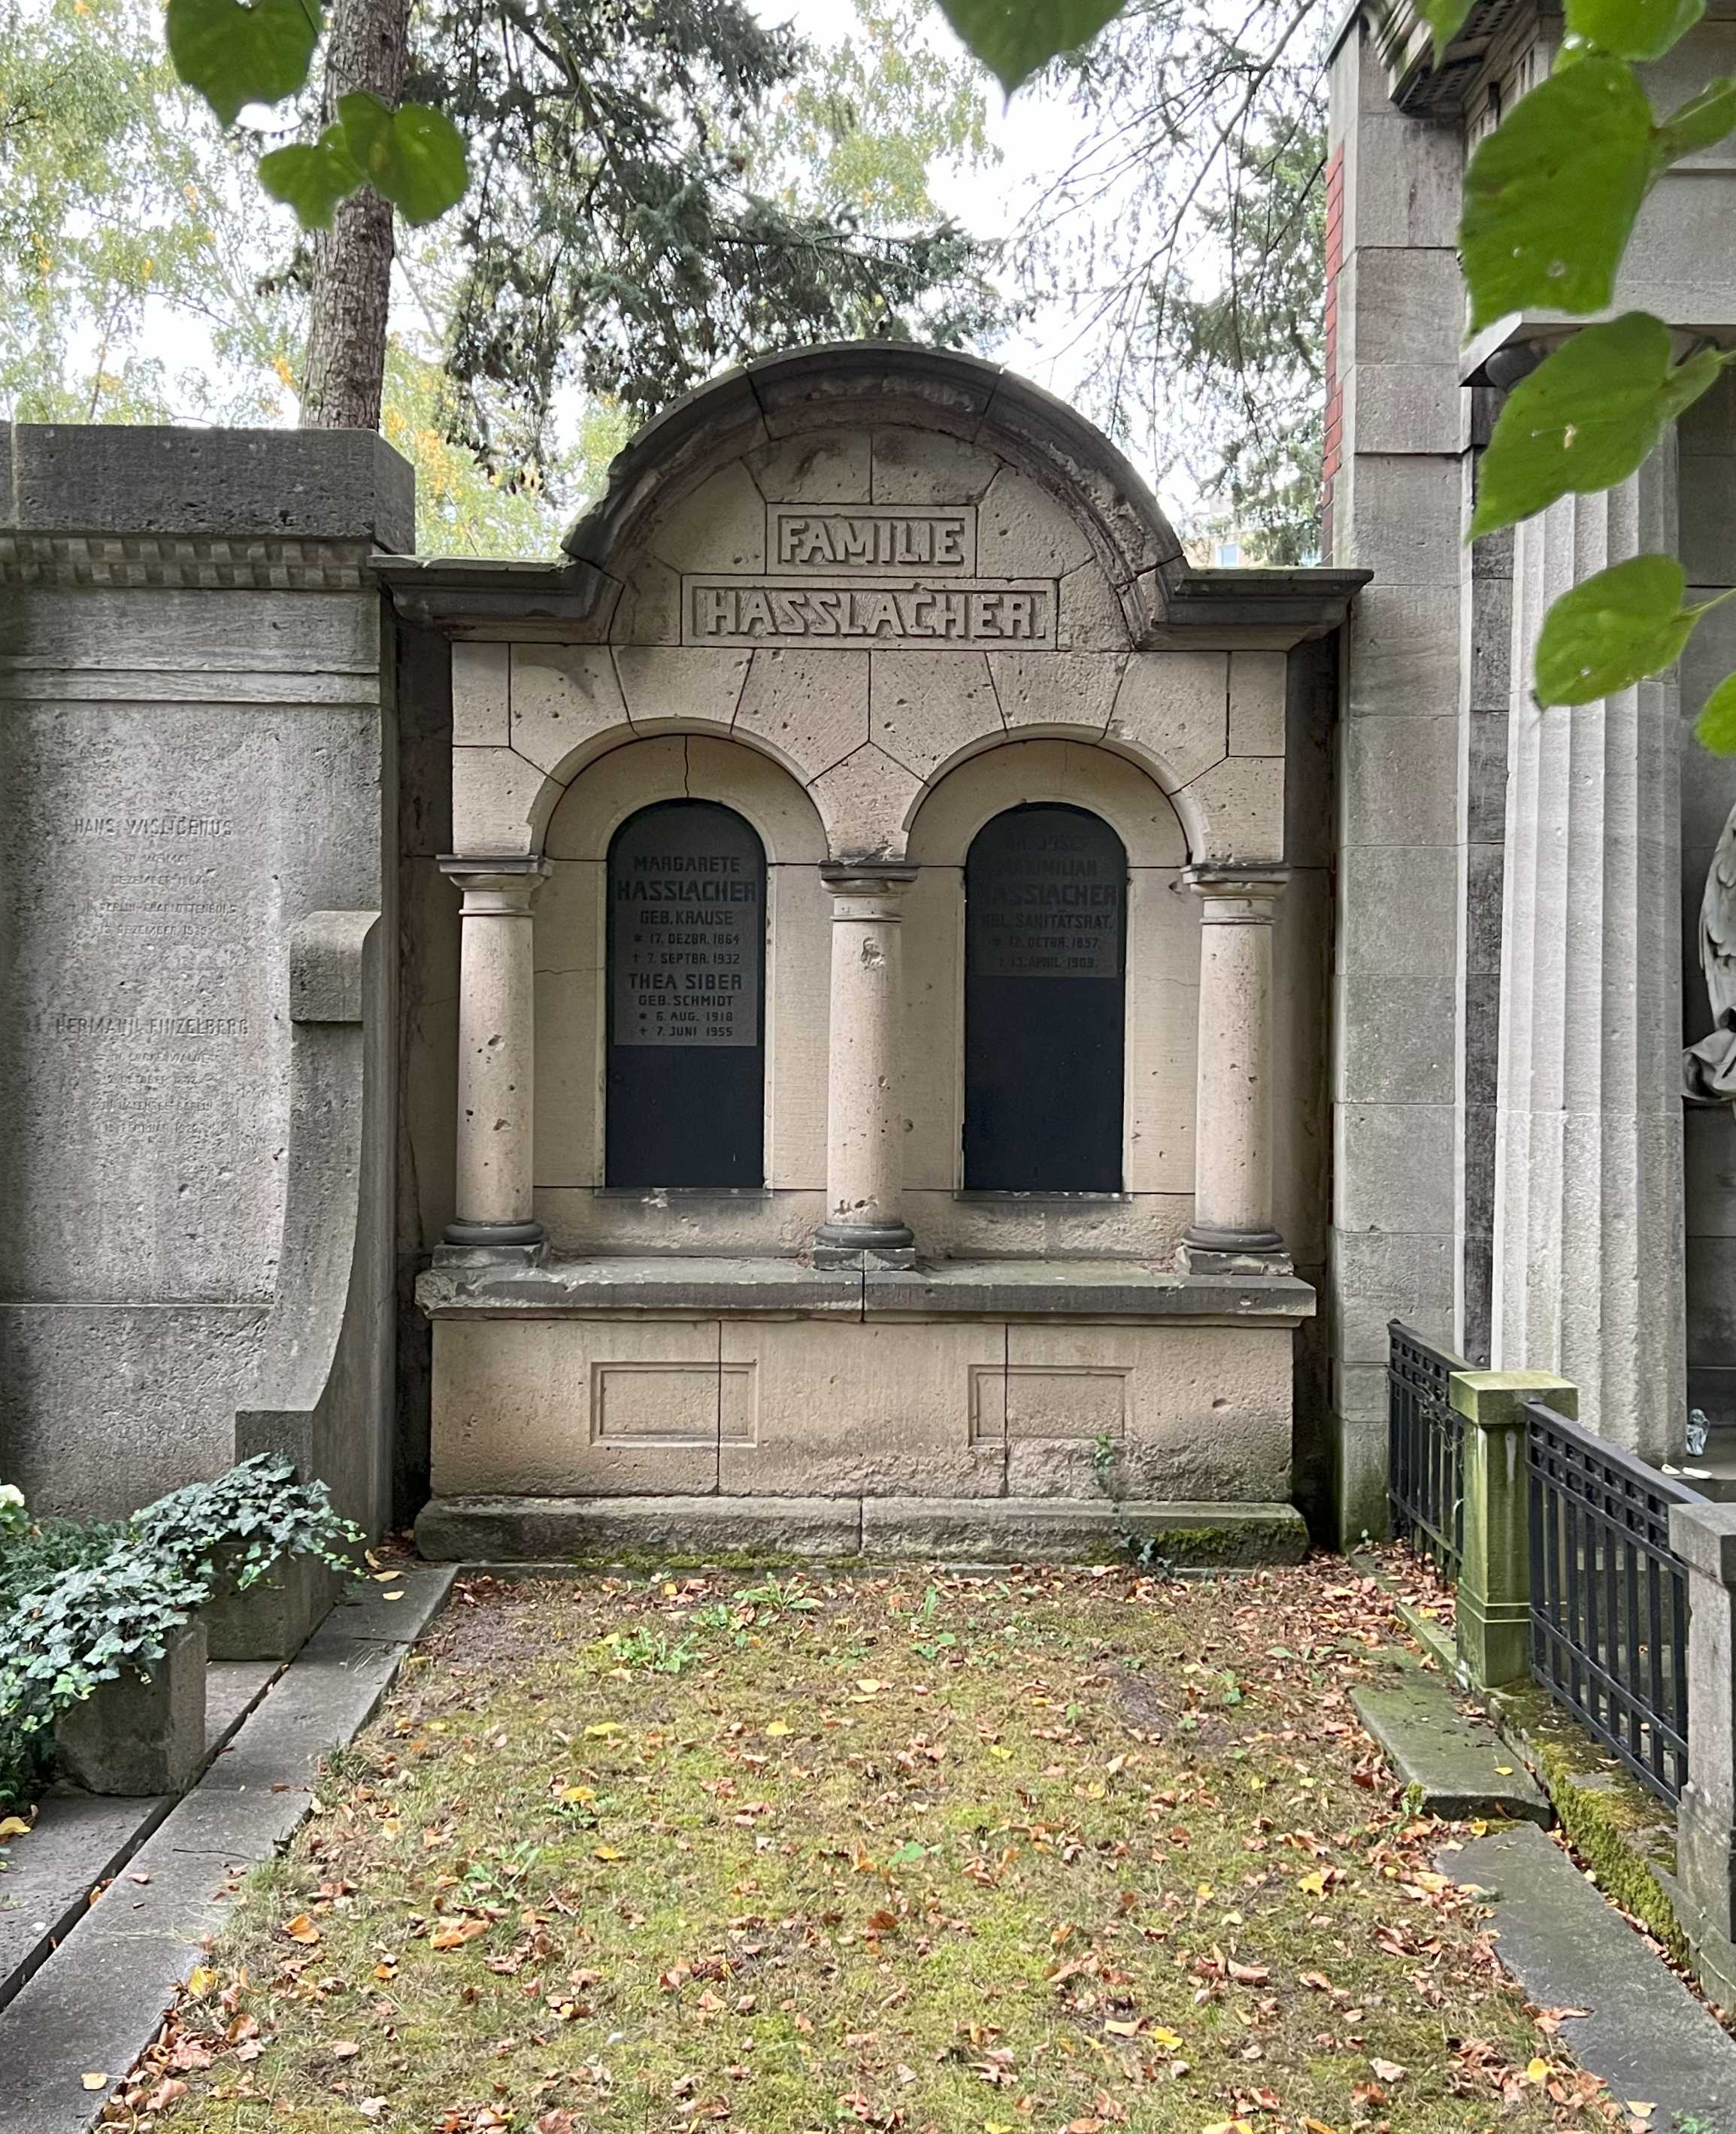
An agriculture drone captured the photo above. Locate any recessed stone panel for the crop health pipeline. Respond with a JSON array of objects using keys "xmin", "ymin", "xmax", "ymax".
[
  {"xmin": 0, "ymin": 702, "xmax": 286, "ymax": 1305},
  {"xmin": 1004, "ymin": 1366, "xmax": 1129, "ymax": 1440}
]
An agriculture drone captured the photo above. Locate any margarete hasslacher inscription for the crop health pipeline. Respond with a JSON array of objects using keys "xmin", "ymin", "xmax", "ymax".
[
  {"xmin": 769, "ymin": 505, "xmax": 975, "ymax": 574},
  {"xmin": 610, "ymin": 807, "xmax": 762, "ymax": 1050},
  {"xmin": 606, "ymin": 799, "xmax": 767, "ymax": 1190},
  {"xmin": 685, "ymin": 578, "xmax": 1055, "ymax": 647}
]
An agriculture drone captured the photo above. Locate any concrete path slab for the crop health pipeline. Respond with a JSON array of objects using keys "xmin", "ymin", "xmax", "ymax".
[
  {"xmin": 1352, "ymin": 1657, "xmax": 1550, "ymax": 1823},
  {"xmin": 0, "ymin": 1793, "xmax": 165, "ymax": 2011},
  {"xmin": 1450, "ymin": 1823, "xmax": 1736, "ymax": 2127},
  {"xmin": 0, "ymin": 1563, "xmax": 457, "ymax": 2131}
]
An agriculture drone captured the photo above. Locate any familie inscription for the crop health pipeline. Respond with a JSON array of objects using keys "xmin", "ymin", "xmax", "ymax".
[{"xmin": 683, "ymin": 504, "xmax": 1058, "ymax": 647}]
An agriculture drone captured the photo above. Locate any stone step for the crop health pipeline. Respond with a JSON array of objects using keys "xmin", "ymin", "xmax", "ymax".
[
  {"xmin": 1447, "ymin": 1822, "xmax": 1736, "ymax": 2127},
  {"xmin": 1351, "ymin": 1657, "xmax": 1550, "ymax": 1824}
]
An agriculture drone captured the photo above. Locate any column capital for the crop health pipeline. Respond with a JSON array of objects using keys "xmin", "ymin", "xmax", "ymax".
[
  {"xmin": 1180, "ymin": 864, "xmax": 1289, "ymax": 920},
  {"xmin": 820, "ymin": 861, "xmax": 919, "ymax": 893},
  {"xmin": 440, "ymin": 854, "xmax": 553, "ymax": 914}
]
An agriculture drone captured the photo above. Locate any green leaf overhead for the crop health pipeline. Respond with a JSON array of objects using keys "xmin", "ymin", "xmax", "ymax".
[
  {"xmin": 1533, "ymin": 553, "xmax": 1697, "ymax": 705},
  {"xmin": 164, "ymin": 0, "xmax": 320, "ymax": 128},
  {"xmin": 336, "ymin": 93, "xmax": 468, "ymax": 226},
  {"xmin": 1461, "ymin": 59, "xmax": 1657, "ymax": 332},
  {"xmin": 1655, "ymin": 76, "xmax": 1736, "ymax": 157},
  {"xmin": 932, "ymin": 0, "xmax": 1125, "ymax": 93},
  {"xmin": 1564, "ymin": 0, "xmax": 1704, "ymax": 61},
  {"xmin": 1696, "ymin": 671, "xmax": 1736, "ymax": 753},
  {"xmin": 258, "ymin": 129, "xmax": 362, "ymax": 230},
  {"xmin": 1471, "ymin": 314, "xmax": 1722, "ymax": 537}
]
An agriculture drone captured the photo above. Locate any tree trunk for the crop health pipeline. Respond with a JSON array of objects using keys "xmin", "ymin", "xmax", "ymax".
[{"xmin": 299, "ymin": 0, "xmax": 410, "ymax": 431}]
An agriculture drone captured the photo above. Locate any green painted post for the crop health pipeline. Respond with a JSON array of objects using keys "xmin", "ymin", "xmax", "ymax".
[{"xmin": 1449, "ymin": 1369, "xmax": 1577, "ymax": 1690}]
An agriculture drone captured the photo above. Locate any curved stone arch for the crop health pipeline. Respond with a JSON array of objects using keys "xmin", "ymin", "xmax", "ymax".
[
  {"xmin": 544, "ymin": 730, "xmax": 826, "ymax": 866},
  {"xmin": 563, "ymin": 344, "xmax": 1186, "ymax": 646},
  {"xmin": 904, "ymin": 737, "xmax": 1188, "ymax": 870}
]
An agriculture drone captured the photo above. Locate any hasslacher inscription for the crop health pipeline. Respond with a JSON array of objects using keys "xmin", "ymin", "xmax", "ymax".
[{"xmin": 685, "ymin": 579, "xmax": 1055, "ymax": 647}]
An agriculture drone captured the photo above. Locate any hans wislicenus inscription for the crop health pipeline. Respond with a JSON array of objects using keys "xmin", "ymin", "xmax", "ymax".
[{"xmin": 683, "ymin": 505, "xmax": 1058, "ymax": 647}]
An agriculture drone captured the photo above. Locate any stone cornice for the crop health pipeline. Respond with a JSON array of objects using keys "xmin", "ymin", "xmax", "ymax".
[{"xmin": 0, "ymin": 532, "xmax": 378, "ymax": 592}]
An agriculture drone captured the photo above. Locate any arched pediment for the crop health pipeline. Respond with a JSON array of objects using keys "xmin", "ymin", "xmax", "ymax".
[{"xmin": 561, "ymin": 343, "xmax": 1185, "ymax": 647}]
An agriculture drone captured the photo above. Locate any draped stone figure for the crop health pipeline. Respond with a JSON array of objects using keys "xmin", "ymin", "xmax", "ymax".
[{"xmin": 1687, "ymin": 800, "xmax": 1736, "ymax": 1100}]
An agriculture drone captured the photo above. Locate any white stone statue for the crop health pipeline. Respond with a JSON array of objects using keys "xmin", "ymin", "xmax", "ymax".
[{"xmin": 1687, "ymin": 800, "xmax": 1736, "ymax": 1100}]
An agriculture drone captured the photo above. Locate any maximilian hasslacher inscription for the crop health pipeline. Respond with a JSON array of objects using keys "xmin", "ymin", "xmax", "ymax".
[
  {"xmin": 610, "ymin": 809, "xmax": 762, "ymax": 1048},
  {"xmin": 973, "ymin": 814, "xmax": 1122, "ymax": 980},
  {"xmin": 683, "ymin": 502, "xmax": 1057, "ymax": 647}
]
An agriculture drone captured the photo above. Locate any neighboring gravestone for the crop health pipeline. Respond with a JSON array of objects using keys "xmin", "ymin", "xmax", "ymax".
[
  {"xmin": 0, "ymin": 426, "xmax": 411, "ymax": 1523},
  {"xmin": 605, "ymin": 799, "xmax": 767, "ymax": 1187}
]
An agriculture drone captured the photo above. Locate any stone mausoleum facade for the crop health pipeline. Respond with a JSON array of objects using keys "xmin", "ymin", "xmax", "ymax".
[{"xmin": 386, "ymin": 347, "xmax": 1359, "ymax": 1560}]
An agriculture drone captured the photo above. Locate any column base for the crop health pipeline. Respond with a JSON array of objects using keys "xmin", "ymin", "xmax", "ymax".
[
  {"xmin": 437, "ymin": 1219, "xmax": 547, "ymax": 1270},
  {"xmin": 811, "ymin": 1221, "xmax": 917, "ymax": 1270},
  {"xmin": 1178, "ymin": 1226, "xmax": 1293, "ymax": 1277}
]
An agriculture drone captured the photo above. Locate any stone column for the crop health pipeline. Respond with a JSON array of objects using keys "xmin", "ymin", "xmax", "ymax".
[
  {"xmin": 1180, "ymin": 866, "xmax": 1292, "ymax": 1273},
  {"xmin": 813, "ymin": 862, "xmax": 918, "ymax": 1266},
  {"xmin": 440, "ymin": 855, "xmax": 550, "ymax": 1262},
  {"xmin": 1494, "ymin": 443, "xmax": 1685, "ymax": 1455},
  {"xmin": 1668, "ymin": 1499, "xmax": 1736, "ymax": 2005}
]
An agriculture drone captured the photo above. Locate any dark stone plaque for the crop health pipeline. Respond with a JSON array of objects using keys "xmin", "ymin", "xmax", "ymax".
[
  {"xmin": 964, "ymin": 805, "xmax": 1126, "ymax": 1193},
  {"xmin": 606, "ymin": 801, "xmax": 765, "ymax": 1187},
  {"xmin": 968, "ymin": 808, "xmax": 1124, "ymax": 978}
]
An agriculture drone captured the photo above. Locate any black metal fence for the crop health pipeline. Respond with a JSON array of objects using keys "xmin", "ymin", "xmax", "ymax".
[
  {"xmin": 1525, "ymin": 1398, "xmax": 1702, "ymax": 1805},
  {"xmin": 1387, "ymin": 1320, "xmax": 1468, "ymax": 1580}
]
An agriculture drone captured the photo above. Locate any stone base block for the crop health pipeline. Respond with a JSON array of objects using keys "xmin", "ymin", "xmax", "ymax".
[
  {"xmin": 201, "ymin": 1551, "xmax": 338, "ymax": 1662},
  {"xmin": 860, "ymin": 1497, "xmax": 1308, "ymax": 1564},
  {"xmin": 54, "ymin": 1620, "xmax": 208, "ymax": 1796},
  {"xmin": 417, "ymin": 1493, "xmax": 862, "ymax": 1562},
  {"xmin": 415, "ymin": 1493, "xmax": 1308, "ymax": 1566},
  {"xmin": 420, "ymin": 1259, "xmax": 1310, "ymax": 1505}
]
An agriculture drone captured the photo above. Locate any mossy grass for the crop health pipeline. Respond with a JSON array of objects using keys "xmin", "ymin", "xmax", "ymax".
[{"xmin": 144, "ymin": 1563, "xmax": 1612, "ymax": 2132}]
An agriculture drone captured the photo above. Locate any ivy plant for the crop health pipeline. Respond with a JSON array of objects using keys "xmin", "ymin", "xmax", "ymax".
[
  {"xmin": 944, "ymin": 0, "xmax": 1736, "ymax": 750},
  {"xmin": 0, "ymin": 1544, "xmax": 210, "ymax": 1733},
  {"xmin": 132, "ymin": 1452, "xmax": 363, "ymax": 1590}
]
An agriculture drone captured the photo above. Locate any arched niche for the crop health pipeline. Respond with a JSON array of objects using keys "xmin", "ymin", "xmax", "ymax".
[
  {"xmin": 535, "ymin": 734, "xmax": 829, "ymax": 1254},
  {"xmin": 901, "ymin": 739, "xmax": 1198, "ymax": 1259}
]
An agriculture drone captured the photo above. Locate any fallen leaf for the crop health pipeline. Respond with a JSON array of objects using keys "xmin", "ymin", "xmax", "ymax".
[
  {"xmin": 0, "ymin": 1815, "xmax": 31, "ymax": 1840},
  {"xmin": 358, "ymin": 2100, "xmax": 390, "ymax": 2122},
  {"xmin": 381, "ymin": 1590, "xmax": 405, "ymax": 1602},
  {"xmin": 1527, "ymin": 2057, "xmax": 1551, "ymax": 2083},
  {"xmin": 81, "ymin": 2074, "xmax": 108, "ymax": 2091},
  {"xmin": 594, "ymin": 1844, "xmax": 624, "ymax": 1861},
  {"xmin": 283, "ymin": 1913, "xmax": 322, "ymax": 1945},
  {"xmin": 765, "ymin": 1721, "xmax": 794, "ymax": 1738},
  {"xmin": 186, "ymin": 1966, "xmax": 218, "ymax": 1996},
  {"xmin": 856, "ymin": 1679, "xmax": 886, "ymax": 1696},
  {"xmin": 430, "ymin": 1918, "xmax": 490, "ymax": 1951},
  {"xmin": 333, "ymin": 2039, "xmax": 360, "ymax": 2060},
  {"xmin": 584, "ymin": 1723, "xmax": 623, "ymax": 1739},
  {"xmin": 1369, "ymin": 2057, "xmax": 1405, "ymax": 2083}
]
